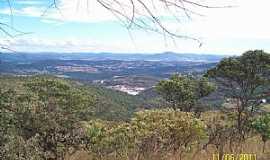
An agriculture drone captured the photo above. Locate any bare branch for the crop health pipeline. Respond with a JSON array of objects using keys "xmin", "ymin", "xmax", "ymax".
[
  {"xmin": 93, "ymin": 0, "xmax": 232, "ymax": 44},
  {"xmin": 0, "ymin": 0, "xmax": 233, "ymax": 48},
  {"xmin": 0, "ymin": 1, "xmax": 31, "ymax": 39},
  {"xmin": 0, "ymin": 46, "xmax": 18, "ymax": 53}
]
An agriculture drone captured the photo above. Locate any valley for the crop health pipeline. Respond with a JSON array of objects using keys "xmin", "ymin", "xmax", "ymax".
[{"xmin": 0, "ymin": 52, "xmax": 221, "ymax": 95}]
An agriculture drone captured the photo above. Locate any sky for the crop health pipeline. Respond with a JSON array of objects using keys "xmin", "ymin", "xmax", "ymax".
[{"xmin": 0, "ymin": 0, "xmax": 270, "ymax": 55}]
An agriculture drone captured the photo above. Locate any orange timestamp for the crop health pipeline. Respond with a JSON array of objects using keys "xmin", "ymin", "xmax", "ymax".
[{"xmin": 212, "ymin": 153, "xmax": 256, "ymax": 160}]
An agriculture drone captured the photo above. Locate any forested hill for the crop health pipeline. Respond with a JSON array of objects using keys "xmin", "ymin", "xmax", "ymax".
[
  {"xmin": 0, "ymin": 75, "xmax": 225, "ymax": 121},
  {"xmin": 0, "ymin": 76, "xmax": 142, "ymax": 121}
]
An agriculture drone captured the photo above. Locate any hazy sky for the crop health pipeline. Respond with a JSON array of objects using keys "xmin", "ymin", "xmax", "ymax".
[{"xmin": 0, "ymin": 0, "xmax": 269, "ymax": 55}]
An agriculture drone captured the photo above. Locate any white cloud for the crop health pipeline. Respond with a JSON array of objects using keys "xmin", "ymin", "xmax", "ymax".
[
  {"xmin": 1, "ymin": 32, "xmax": 270, "ymax": 55},
  {"xmin": 0, "ymin": 0, "xmax": 118, "ymax": 22},
  {"xmin": 163, "ymin": 0, "xmax": 270, "ymax": 39},
  {"xmin": 0, "ymin": 37, "xmax": 125, "ymax": 53},
  {"xmin": 50, "ymin": 0, "xmax": 115, "ymax": 22},
  {"xmin": 0, "ymin": 6, "xmax": 43, "ymax": 17}
]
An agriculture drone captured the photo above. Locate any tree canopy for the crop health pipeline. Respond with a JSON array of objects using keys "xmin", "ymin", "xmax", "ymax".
[
  {"xmin": 156, "ymin": 75, "xmax": 216, "ymax": 111},
  {"xmin": 205, "ymin": 50, "xmax": 270, "ymax": 136}
]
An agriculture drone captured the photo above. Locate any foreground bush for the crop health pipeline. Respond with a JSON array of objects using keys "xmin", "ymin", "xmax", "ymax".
[
  {"xmin": 251, "ymin": 114, "xmax": 270, "ymax": 153},
  {"xmin": 0, "ymin": 77, "xmax": 95, "ymax": 160},
  {"xmin": 86, "ymin": 109, "xmax": 207, "ymax": 160}
]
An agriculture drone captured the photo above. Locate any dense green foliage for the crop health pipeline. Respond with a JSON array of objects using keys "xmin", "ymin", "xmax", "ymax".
[
  {"xmin": 86, "ymin": 109, "xmax": 206, "ymax": 160},
  {"xmin": 0, "ymin": 77, "xmax": 95, "ymax": 160},
  {"xmin": 86, "ymin": 120, "xmax": 134, "ymax": 159},
  {"xmin": 206, "ymin": 50, "xmax": 270, "ymax": 103},
  {"xmin": 131, "ymin": 109, "xmax": 206, "ymax": 159},
  {"xmin": 156, "ymin": 75, "xmax": 216, "ymax": 111},
  {"xmin": 0, "ymin": 76, "xmax": 146, "ymax": 160},
  {"xmin": 85, "ymin": 85, "xmax": 141, "ymax": 121},
  {"xmin": 0, "ymin": 76, "xmax": 142, "ymax": 121}
]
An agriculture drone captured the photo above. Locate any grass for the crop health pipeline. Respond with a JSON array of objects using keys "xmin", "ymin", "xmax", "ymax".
[
  {"xmin": 261, "ymin": 104, "xmax": 270, "ymax": 112},
  {"xmin": 66, "ymin": 136, "xmax": 270, "ymax": 160}
]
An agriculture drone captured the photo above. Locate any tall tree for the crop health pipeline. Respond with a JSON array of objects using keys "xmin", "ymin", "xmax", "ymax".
[
  {"xmin": 205, "ymin": 50, "xmax": 270, "ymax": 136},
  {"xmin": 156, "ymin": 75, "xmax": 215, "ymax": 111}
]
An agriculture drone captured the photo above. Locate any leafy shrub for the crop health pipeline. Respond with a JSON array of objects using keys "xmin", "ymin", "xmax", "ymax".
[
  {"xmin": 0, "ymin": 77, "xmax": 95, "ymax": 160},
  {"xmin": 86, "ymin": 109, "xmax": 206, "ymax": 159},
  {"xmin": 251, "ymin": 114, "xmax": 270, "ymax": 153}
]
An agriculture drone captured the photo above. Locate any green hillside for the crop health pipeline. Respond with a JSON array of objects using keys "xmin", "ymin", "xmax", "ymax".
[
  {"xmin": 85, "ymin": 84, "xmax": 142, "ymax": 121},
  {"xmin": 0, "ymin": 75, "xmax": 142, "ymax": 121}
]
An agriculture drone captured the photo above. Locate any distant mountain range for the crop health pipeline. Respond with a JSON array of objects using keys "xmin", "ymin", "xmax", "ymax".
[{"xmin": 0, "ymin": 52, "xmax": 226, "ymax": 62}]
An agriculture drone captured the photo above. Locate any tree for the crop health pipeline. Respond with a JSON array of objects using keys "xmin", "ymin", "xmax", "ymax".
[
  {"xmin": 156, "ymin": 75, "xmax": 215, "ymax": 111},
  {"xmin": 251, "ymin": 114, "xmax": 270, "ymax": 153},
  {"xmin": 24, "ymin": 77, "xmax": 96, "ymax": 120},
  {"xmin": 205, "ymin": 50, "xmax": 270, "ymax": 137}
]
